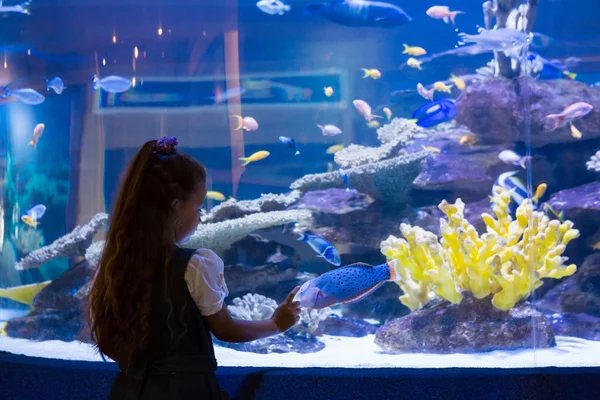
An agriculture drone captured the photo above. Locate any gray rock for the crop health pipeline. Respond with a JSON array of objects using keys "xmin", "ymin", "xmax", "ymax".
[
  {"xmin": 313, "ymin": 314, "xmax": 377, "ymax": 337},
  {"xmin": 213, "ymin": 331, "xmax": 325, "ymax": 354}
]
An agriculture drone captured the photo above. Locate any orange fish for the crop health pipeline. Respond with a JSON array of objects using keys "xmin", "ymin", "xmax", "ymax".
[{"xmin": 29, "ymin": 123, "xmax": 45, "ymax": 149}]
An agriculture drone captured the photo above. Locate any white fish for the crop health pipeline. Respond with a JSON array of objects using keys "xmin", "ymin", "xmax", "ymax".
[
  {"xmin": 543, "ymin": 102, "xmax": 593, "ymax": 131},
  {"xmin": 426, "ymin": 6, "xmax": 464, "ymax": 25},
  {"xmin": 233, "ymin": 115, "xmax": 259, "ymax": 131},
  {"xmin": 498, "ymin": 150, "xmax": 529, "ymax": 169},
  {"xmin": 46, "ymin": 77, "xmax": 66, "ymax": 95},
  {"xmin": 0, "ymin": 0, "xmax": 30, "ymax": 14},
  {"xmin": 417, "ymin": 83, "xmax": 435, "ymax": 101},
  {"xmin": 458, "ymin": 28, "xmax": 531, "ymax": 52},
  {"xmin": 317, "ymin": 124, "xmax": 342, "ymax": 136},
  {"xmin": 92, "ymin": 74, "xmax": 132, "ymax": 93},
  {"xmin": 256, "ymin": 0, "xmax": 290, "ymax": 15},
  {"xmin": 1, "ymin": 87, "xmax": 45, "ymax": 105},
  {"xmin": 353, "ymin": 99, "xmax": 380, "ymax": 121}
]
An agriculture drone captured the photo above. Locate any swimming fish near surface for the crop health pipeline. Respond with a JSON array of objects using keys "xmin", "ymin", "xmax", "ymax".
[
  {"xmin": 324, "ymin": 86, "xmax": 334, "ymax": 97},
  {"xmin": 304, "ymin": 0, "xmax": 412, "ymax": 28},
  {"xmin": 256, "ymin": 0, "xmax": 291, "ymax": 15},
  {"xmin": 417, "ymin": 83, "xmax": 435, "ymax": 101},
  {"xmin": 1, "ymin": 87, "xmax": 45, "ymax": 105},
  {"xmin": 0, "ymin": 281, "xmax": 52, "ymax": 306},
  {"xmin": 543, "ymin": 102, "xmax": 593, "ymax": 131},
  {"xmin": 412, "ymin": 98, "xmax": 457, "ymax": 128},
  {"xmin": 296, "ymin": 232, "xmax": 341, "ymax": 266},
  {"xmin": 0, "ymin": 0, "xmax": 31, "ymax": 14},
  {"xmin": 402, "ymin": 44, "xmax": 426, "ymax": 56},
  {"xmin": 295, "ymin": 260, "xmax": 400, "ymax": 309},
  {"xmin": 233, "ymin": 115, "xmax": 259, "ymax": 131},
  {"xmin": 239, "ymin": 150, "xmax": 270, "ymax": 166},
  {"xmin": 29, "ymin": 123, "xmax": 45, "ymax": 149},
  {"xmin": 318, "ymin": 124, "xmax": 342, "ymax": 136},
  {"xmin": 206, "ymin": 191, "xmax": 226, "ymax": 201},
  {"xmin": 279, "ymin": 136, "xmax": 300, "ymax": 155},
  {"xmin": 93, "ymin": 75, "xmax": 132, "ymax": 93},
  {"xmin": 46, "ymin": 76, "xmax": 66, "ymax": 94},
  {"xmin": 458, "ymin": 28, "xmax": 531, "ymax": 52},
  {"xmin": 426, "ymin": 6, "xmax": 464, "ymax": 25},
  {"xmin": 406, "ymin": 57, "xmax": 422, "ymax": 70},
  {"xmin": 339, "ymin": 168, "xmax": 350, "ymax": 191},
  {"xmin": 326, "ymin": 144, "xmax": 344, "ymax": 154},
  {"xmin": 362, "ymin": 68, "xmax": 381, "ymax": 79},
  {"xmin": 353, "ymin": 99, "xmax": 380, "ymax": 121}
]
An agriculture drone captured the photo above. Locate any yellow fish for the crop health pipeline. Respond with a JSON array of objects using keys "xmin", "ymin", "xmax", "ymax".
[
  {"xmin": 449, "ymin": 74, "xmax": 466, "ymax": 91},
  {"xmin": 459, "ymin": 135, "xmax": 476, "ymax": 145},
  {"xmin": 402, "ymin": 44, "xmax": 427, "ymax": 56},
  {"xmin": 0, "ymin": 280, "xmax": 52, "ymax": 306},
  {"xmin": 21, "ymin": 215, "xmax": 39, "ymax": 228},
  {"xmin": 324, "ymin": 86, "xmax": 334, "ymax": 97},
  {"xmin": 532, "ymin": 183, "xmax": 547, "ymax": 203},
  {"xmin": 434, "ymin": 81, "xmax": 453, "ymax": 93},
  {"xmin": 544, "ymin": 204, "xmax": 565, "ymax": 223},
  {"xmin": 362, "ymin": 68, "xmax": 381, "ymax": 79},
  {"xmin": 590, "ymin": 241, "xmax": 600, "ymax": 251},
  {"xmin": 206, "ymin": 191, "xmax": 226, "ymax": 201},
  {"xmin": 29, "ymin": 123, "xmax": 45, "ymax": 149},
  {"xmin": 422, "ymin": 145, "xmax": 441, "ymax": 154},
  {"xmin": 367, "ymin": 120, "xmax": 381, "ymax": 128},
  {"xmin": 383, "ymin": 107, "xmax": 392, "ymax": 121},
  {"xmin": 326, "ymin": 144, "xmax": 344, "ymax": 154},
  {"xmin": 239, "ymin": 150, "xmax": 270, "ymax": 166},
  {"xmin": 563, "ymin": 71, "xmax": 577, "ymax": 80},
  {"xmin": 407, "ymin": 58, "xmax": 422, "ymax": 70},
  {"xmin": 570, "ymin": 122, "xmax": 582, "ymax": 139}
]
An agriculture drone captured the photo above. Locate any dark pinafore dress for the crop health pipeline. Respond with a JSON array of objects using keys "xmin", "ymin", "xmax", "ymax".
[{"xmin": 109, "ymin": 248, "xmax": 224, "ymax": 400}]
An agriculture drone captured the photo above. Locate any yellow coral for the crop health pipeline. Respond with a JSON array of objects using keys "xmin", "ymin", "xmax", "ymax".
[{"xmin": 381, "ymin": 191, "xmax": 579, "ymax": 311}]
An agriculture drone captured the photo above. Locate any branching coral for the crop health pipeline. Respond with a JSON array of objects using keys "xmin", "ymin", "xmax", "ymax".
[
  {"xmin": 228, "ymin": 293, "xmax": 278, "ymax": 320},
  {"xmin": 586, "ymin": 150, "xmax": 600, "ymax": 172},
  {"xmin": 295, "ymin": 307, "xmax": 333, "ymax": 335},
  {"xmin": 381, "ymin": 190, "xmax": 579, "ymax": 311}
]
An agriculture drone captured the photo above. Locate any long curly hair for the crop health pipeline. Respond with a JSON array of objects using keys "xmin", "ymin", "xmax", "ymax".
[{"xmin": 88, "ymin": 138, "xmax": 206, "ymax": 366}]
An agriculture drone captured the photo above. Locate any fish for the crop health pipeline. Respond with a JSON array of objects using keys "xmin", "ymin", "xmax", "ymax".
[
  {"xmin": 233, "ymin": 115, "xmax": 259, "ymax": 131},
  {"xmin": 327, "ymin": 162, "xmax": 334, "ymax": 172},
  {"xmin": 0, "ymin": 0, "xmax": 31, "ymax": 14},
  {"xmin": 426, "ymin": 6, "xmax": 464, "ymax": 25},
  {"xmin": 458, "ymin": 28, "xmax": 531, "ymax": 52},
  {"xmin": 0, "ymin": 281, "xmax": 52, "ymax": 306},
  {"xmin": 532, "ymin": 183, "xmax": 547, "ymax": 203},
  {"xmin": 303, "ymin": 0, "xmax": 412, "ymax": 28},
  {"xmin": 449, "ymin": 74, "xmax": 466, "ymax": 91},
  {"xmin": 383, "ymin": 107, "xmax": 392, "ymax": 121},
  {"xmin": 256, "ymin": 0, "xmax": 291, "ymax": 15},
  {"xmin": 324, "ymin": 86, "xmax": 334, "ymax": 97},
  {"xmin": 498, "ymin": 150, "xmax": 530, "ymax": 169},
  {"xmin": 407, "ymin": 57, "xmax": 422, "ymax": 70},
  {"xmin": 362, "ymin": 68, "xmax": 381, "ymax": 79},
  {"xmin": 279, "ymin": 136, "xmax": 300, "ymax": 155},
  {"xmin": 544, "ymin": 203, "xmax": 565, "ymax": 223},
  {"xmin": 412, "ymin": 98, "xmax": 457, "ymax": 128},
  {"xmin": 317, "ymin": 124, "xmax": 342, "ymax": 136},
  {"xmin": 45, "ymin": 76, "xmax": 66, "ymax": 94},
  {"xmin": 206, "ymin": 191, "xmax": 226, "ymax": 201},
  {"xmin": 402, "ymin": 44, "xmax": 426, "ymax": 56},
  {"xmin": 531, "ymin": 32, "xmax": 555, "ymax": 49},
  {"xmin": 1, "ymin": 87, "xmax": 45, "ymax": 105},
  {"xmin": 296, "ymin": 232, "xmax": 341, "ymax": 266},
  {"xmin": 422, "ymin": 145, "xmax": 441, "ymax": 154},
  {"xmin": 353, "ymin": 99, "xmax": 380, "ymax": 121},
  {"xmin": 29, "ymin": 123, "xmax": 44, "ymax": 149},
  {"xmin": 543, "ymin": 102, "xmax": 593, "ymax": 131},
  {"xmin": 367, "ymin": 120, "xmax": 380, "ymax": 129},
  {"xmin": 92, "ymin": 74, "xmax": 132, "ymax": 93},
  {"xmin": 209, "ymin": 87, "xmax": 246, "ymax": 104},
  {"xmin": 239, "ymin": 150, "xmax": 270, "ymax": 166},
  {"xmin": 326, "ymin": 144, "xmax": 344, "ymax": 154},
  {"xmin": 492, "ymin": 171, "xmax": 527, "ymax": 214},
  {"xmin": 295, "ymin": 260, "xmax": 399, "ymax": 309},
  {"xmin": 417, "ymin": 83, "xmax": 435, "ymax": 101},
  {"xmin": 433, "ymin": 81, "xmax": 453, "ymax": 93},
  {"xmin": 528, "ymin": 53, "xmax": 576, "ymax": 81},
  {"xmin": 339, "ymin": 168, "xmax": 350, "ymax": 191},
  {"xmin": 570, "ymin": 123, "xmax": 582, "ymax": 139},
  {"xmin": 459, "ymin": 135, "xmax": 476, "ymax": 145},
  {"xmin": 590, "ymin": 242, "xmax": 600, "ymax": 251},
  {"xmin": 26, "ymin": 204, "xmax": 47, "ymax": 220}
]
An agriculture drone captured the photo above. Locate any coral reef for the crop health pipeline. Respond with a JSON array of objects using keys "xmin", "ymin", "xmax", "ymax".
[
  {"xmin": 183, "ymin": 209, "xmax": 313, "ymax": 253},
  {"xmin": 15, "ymin": 213, "xmax": 109, "ymax": 271},
  {"xmin": 84, "ymin": 240, "xmax": 105, "ymax": 264},
  {"xmin": 227, "ymin": 293, "xmax": 278, "ymax": 321},
  {"xmin": 586, "ymin": 150, "xmax": 600, "ymax": 172},
  {"xmin": 202, "ymin": 191, "xmax": 303, "ymax": 223},
  {"xmin": 292, "ymin": 307, "xmax": 333, "ymax": 335},
  {"xmin": 381, "ymin": 190, "xmax": 580, "ymax": 311},
  {"xmin": 290, "ymin": 151, "xmax": 430, "ymax": 207}
]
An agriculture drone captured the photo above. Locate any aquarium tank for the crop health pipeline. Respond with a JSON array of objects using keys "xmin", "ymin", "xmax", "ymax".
[{"xmin": 0, "ymin": 0, "xmax": 599, "ymax": 370}]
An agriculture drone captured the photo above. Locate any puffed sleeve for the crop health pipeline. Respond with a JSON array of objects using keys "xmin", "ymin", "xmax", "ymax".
[{"xmin": 184, "ymin": 249, "xmax": 229, "ymax": 316}]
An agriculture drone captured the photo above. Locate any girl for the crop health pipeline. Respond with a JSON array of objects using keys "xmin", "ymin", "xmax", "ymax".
[{"xmin": 89, "ymin": 136, "xmax": 301, "ymax": 399}]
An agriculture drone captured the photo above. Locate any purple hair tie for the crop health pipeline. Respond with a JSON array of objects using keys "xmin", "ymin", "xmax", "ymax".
[{"xmin": 154, "ymin": 136, "xmax": 178, "ymax": 155}]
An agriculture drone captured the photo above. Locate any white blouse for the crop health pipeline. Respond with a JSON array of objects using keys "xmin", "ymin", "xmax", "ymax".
[{"xmin": 184, "ymin": 248, "xmax": 229, "ymax": 316}]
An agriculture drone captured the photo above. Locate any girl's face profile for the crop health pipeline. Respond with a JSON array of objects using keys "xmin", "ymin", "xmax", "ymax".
[{"xmin": 173, "ymin": 182, "xmax": 207, "ymax": 245}]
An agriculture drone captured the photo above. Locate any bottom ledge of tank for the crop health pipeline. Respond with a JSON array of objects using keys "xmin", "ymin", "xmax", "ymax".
[{"xmin": 0, "ymin": 334, "xmax": 599, "ymax": 368}]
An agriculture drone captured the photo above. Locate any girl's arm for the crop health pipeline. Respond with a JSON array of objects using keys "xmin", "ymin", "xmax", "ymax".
[{"xmin": 203, "ymin": 287, "xmax": 301, "ymax": 343}]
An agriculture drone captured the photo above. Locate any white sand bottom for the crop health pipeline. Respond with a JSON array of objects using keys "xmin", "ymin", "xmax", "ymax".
[{"xmin": 1, "ymin": 334, "xmax": 599, "ymax": 369}]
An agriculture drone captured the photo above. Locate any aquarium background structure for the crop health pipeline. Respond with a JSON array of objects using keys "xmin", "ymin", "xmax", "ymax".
[{"xmin": 1, "ymin": 0, "xmax": 600, "ymax": 372}]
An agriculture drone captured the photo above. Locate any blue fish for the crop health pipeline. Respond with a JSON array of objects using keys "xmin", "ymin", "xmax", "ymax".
[
  {"xmin": 46, "ymin": 76, "xmax": 66, "ymax": 94},
  {"xmin": 25, "ymin": 204, "xmax": 47, "ymax": 220},
  {"xmin": 304, "ymin": 0, "xmax": 411, "ymax": 28},
  {"xmin": 296, "ymin": 261, "xmax": 397, "ymax": 309},
  {"xmin": 297, "ymin": 232, "xmax": 341, "ymax": 266},
  {"xmin": 339, "ymin": 168, "xmax": 349, "ymax": 191},
  {"xmin": 1, "ymin": 87, "xmax": 45, "ymax": 105},
  {"xmin": 92, "ymin": 75, "xmax": 132, "ymax": 93},
  {"xmin": 278, "ymin": 136, "xmax": 300, "ymax": 155},
  {"xmin": 527, "ymin": 52, "xmax": 576, "ymax": 80},
  {"xmin": 412, "ymin": 98, "xmax": 457, "ymax": 128}
]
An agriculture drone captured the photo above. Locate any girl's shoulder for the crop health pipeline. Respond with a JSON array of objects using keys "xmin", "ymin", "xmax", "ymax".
[{"xmin": 188, "ymin": 248, "xmax": 224, "ymax": 271}]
